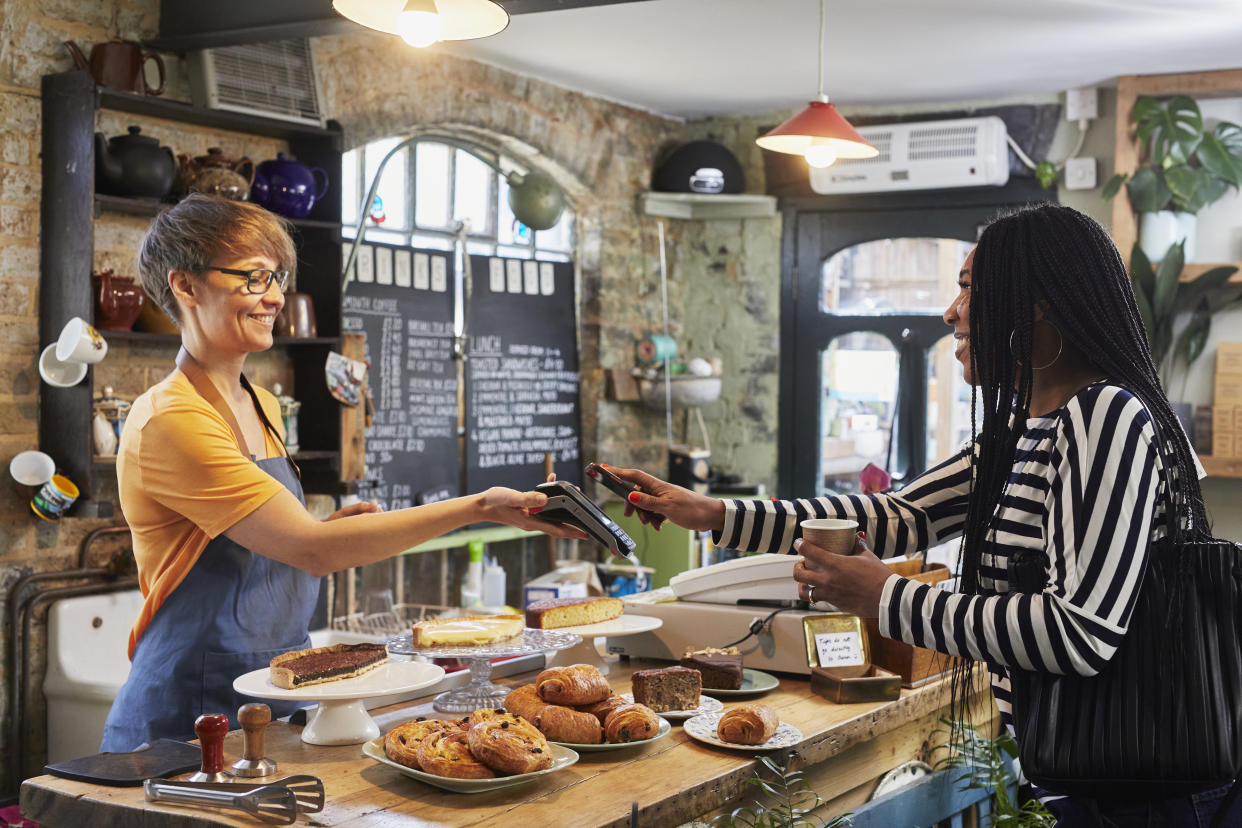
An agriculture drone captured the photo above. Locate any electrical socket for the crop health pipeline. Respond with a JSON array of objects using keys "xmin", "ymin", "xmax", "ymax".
[
  {"xmin": 1065, "ymin": 157, "xmax": 1097, "ymax": 190},
  {"xmin": 1065, "ymin": 87, "xmax": 1098, "ymax": 121}
]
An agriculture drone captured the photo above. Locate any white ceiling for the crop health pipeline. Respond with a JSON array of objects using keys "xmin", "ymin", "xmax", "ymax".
[{"xmin": 440, "ymin": 0, "xmax": 1242, "ymax": 120}]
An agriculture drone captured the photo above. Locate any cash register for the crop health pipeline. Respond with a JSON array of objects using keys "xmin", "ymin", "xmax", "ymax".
[{"xmin": 605, "ymin": 554, "xmax": 835, "ymax": 676}]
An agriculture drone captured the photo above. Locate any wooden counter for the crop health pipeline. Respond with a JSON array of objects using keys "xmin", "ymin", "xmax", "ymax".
[{"xmin": 21, "ymin": 660, "xmax": 990, "ymax": 827}]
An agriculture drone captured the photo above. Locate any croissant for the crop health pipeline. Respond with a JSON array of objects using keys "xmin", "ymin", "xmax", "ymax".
[
  {"xmin": 716, "ymin": 704, "xmax": 779, "ymax": 746},
  {"xmin": 536, "ymin": 663, "xmax": 611, "ymax": 705},
  {"xmin": 383, "ymin": 718, "xmax": 461, "ymax": 769},
  {"xmin": 534, "ymin": 704, "xmax": 604, "ymax": 744},
  {"xmin": 467, "ymin": 715, "xmax": 554, "ymax": 775},
  {"xmin": 603, "ymin": 703, "xmax": 660, "ymax": 743},
  {"xmin": 417, "ymin": 730, "xmax": 496, "ymax": 778},
  {"xmin": 504, "ymin": 683, "xmax": 549, "ymax": 722},
  {"xmin": 577, "ymin": 694, "xmax": 628, "ymax": 725}
]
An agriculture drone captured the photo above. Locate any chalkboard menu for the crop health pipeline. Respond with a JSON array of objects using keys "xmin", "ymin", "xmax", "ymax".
[
  {"xmin": 342, "ymin": 241, "xmax": 458, "ymax": 510},
  {"xmin": 464, "ymin": 255, "xmax": 581, "ymax": 492}
]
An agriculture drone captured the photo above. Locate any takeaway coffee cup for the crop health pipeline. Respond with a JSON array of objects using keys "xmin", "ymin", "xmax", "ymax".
[
  {"xmin": 31, "ymin": 473, "xmax": 79, "ymax": 520},
  {"xmin": 56, "ymin": 316, "xmax": 108, "ymax": 364},
  {"xmin": 800, "ymin": 518, "xmax": 860, "ymax": 556},
  {"xmin": 39, "ymin": 344, "xmax": 88, "ymax": 388}
]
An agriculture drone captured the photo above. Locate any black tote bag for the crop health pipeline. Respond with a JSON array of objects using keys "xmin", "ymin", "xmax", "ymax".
[{"xmin": 1007, "ymin": 536, "xmax": 1242, "ymax": 801}]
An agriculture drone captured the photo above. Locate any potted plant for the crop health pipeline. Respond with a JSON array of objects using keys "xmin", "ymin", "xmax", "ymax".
[
  {"xmin": 1103, "ymin": 94, "xmax": 1242, "ymax": 261},
  {"xmin": 1128, "ymin": 239, "xmax": 1240, "ymax": 435}
]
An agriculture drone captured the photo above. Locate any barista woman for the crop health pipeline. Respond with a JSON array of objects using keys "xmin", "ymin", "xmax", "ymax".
[
  {"xmin": 609, "ymin": 204, "xmax": 1236, "ymax": 825},
  {"xmin": 102, "ymin": 195, "xmax": 584, "ymax": 751}
]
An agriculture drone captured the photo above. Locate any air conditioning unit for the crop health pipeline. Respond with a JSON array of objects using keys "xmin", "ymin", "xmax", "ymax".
[
  {"xmin": 188, "ymin": 39, "xmax": 325, "ymax": 127},
  {"xmin": 809, "ymin": 116, "xmax": 1010, "ymax": 195}
]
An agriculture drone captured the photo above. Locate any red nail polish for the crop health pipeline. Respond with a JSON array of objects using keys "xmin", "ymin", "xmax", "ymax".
[
  {"xmin": 627, "ymin": 491, "xmax": 641, "ymax": 504},
  {"xmin": 857, "ymin": 531, "xmax": 867, "ymax": 539},
  {"xmin": 529, "ymin": 506, "xmax": 542, "ymax": 514}
]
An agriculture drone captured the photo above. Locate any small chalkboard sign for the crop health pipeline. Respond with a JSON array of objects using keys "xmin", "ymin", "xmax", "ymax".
[
  {"xmin": 465, "ymin": 255, "xmax": 581, "ymax": 492},
  {"xmin": 342, "ymin": 241, "xmax": 458, "ymax": 509}
]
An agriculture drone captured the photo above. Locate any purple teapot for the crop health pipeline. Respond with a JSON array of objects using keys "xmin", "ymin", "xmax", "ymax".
[{"xmin": 251, "ymin": 153, "xmax": 330, "ymax": 219}]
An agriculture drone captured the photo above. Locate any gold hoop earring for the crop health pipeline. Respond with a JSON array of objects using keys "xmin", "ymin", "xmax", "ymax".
[{"xmin": 1009, "ymin": 323, "xmax": 1063, "ymax": 370}]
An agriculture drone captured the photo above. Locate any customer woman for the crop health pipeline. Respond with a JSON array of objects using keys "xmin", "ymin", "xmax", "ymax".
[
  {"xmin": 102, "ymin": 195, "xmax": 583, "ymax": 752},
  {"xmin": 610, "ymin": 204, "xmax": 1236, "ymax": 825}
]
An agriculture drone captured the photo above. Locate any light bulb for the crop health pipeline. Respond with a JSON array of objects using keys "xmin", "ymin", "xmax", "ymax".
[
  {"xmin": 397, "ymin": 8, "xmax": 442, "ymax": 47},
  {"xmin": 805, "ymin": 144, "xmax": 838, "ymax": 169}
]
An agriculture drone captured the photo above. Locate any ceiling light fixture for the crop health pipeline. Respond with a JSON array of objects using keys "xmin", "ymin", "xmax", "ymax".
[
  {"xmin": 333, "ymin": 0, "xmax": 510, "ymax": 49},
  {"xmin": 756, "ymin": 0, "xmax": 877, "ymax": 168}
]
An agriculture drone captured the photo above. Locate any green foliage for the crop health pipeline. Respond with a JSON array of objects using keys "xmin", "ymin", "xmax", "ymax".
[
  {"xmin": 1103, "ymin": 95, "xmax": 1242, "ymax": 214},
  {"xmin": 711, "ymin": 755, "xmax": 852, "ymax": 828},
  {"xmin": 931, "ymin": 720, "xmax": 1055, "ymax": 828},
  {"xmin": 1034, "ymin": 161, "xmax": 1058, "ymax": 189},
  {"xmin": 1127, "ymin": 240, "xmax": 1241, "ymax": 393}
]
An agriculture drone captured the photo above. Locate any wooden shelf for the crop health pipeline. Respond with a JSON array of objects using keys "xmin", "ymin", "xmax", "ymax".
[
  {"xmin": 1199, "ymin": 454, "xmax": 1242, "ymax": 479},
  {"xmin": 98, "ymin": 86, "xmax": 336, "ymax": 140},
  {"xmin": 95, "ymin": 194, "xmax": 343, "ymax": 231},
  {"xmin": 639, "ymin": 192, "xmax": 777, "ymax": 220},
  {"xmin": 101, "ymin": 331, "xmax": 341, "ymax": 347},
  {"xmin": 1181, "ymin": 262, "xmax": 1242, "ymax": 283}
]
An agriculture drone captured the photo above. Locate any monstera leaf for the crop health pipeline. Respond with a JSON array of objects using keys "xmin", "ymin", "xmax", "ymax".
[
  {"xmin": 1134, "ymin": 95, "xmax": 1203, "ymax": 166},
  {"xmin": 1197, "ymin": 121, "xmax": 1242, "ymax": 188}
]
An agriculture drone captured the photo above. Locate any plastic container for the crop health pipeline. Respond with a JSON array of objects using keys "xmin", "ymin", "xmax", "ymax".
[
  {"xmin": 482, "ymin": 559, "xmax": 506, "ymax": 608},
  {"xmin": 461, "ymin": 541, "xmax": 484, "ymax": 608}
]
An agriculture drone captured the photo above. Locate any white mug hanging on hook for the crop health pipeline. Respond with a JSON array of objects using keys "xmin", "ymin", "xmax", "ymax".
[{"xmin": 56, "ymin": 316, "xmax": 108, "ymax": 364}]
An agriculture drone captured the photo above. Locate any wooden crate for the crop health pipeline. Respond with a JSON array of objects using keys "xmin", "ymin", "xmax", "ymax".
[{"xmin": 865, "ymin": 559, "xmax": 958, "ymax": 688}]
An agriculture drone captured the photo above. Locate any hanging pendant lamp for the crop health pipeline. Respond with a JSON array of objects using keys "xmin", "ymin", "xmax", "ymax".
[
  {"xmin": 756, "ymin": 0, "xmax": 876, "ymax": 168},
  {"xmin": 333, "ymin": 0, "xmax": 510, "ymax": 48}
]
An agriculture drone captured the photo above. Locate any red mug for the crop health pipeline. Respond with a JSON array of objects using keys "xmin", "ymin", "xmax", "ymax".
[{"xmin": 64, "ymin": 40, "xmax": 166, "ymax": 96}]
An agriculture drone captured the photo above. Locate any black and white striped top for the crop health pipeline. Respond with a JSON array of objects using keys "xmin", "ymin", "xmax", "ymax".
[{"xmin": 718, "ymin": 383, "xmax": 1171, "ymax": 728}]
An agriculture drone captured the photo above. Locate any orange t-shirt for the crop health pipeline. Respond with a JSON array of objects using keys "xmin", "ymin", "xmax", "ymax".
[{"xmin": 117, "ymin": 370, "xmax": 289, "ymax": 659}]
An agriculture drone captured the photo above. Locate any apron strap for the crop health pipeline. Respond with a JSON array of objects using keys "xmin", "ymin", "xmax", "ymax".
[{"xmin": 175, "ymin": 347, "xmax": 300, "ymax": 479}]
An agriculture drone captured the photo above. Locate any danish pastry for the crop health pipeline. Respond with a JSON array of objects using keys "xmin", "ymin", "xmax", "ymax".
[
  {"xmin": 536, "ymin": 663, "xmax": 611, "ymax": 705},
  {"xmin": 504, "ymin": 683, "xmax": 549, "ymax": 722},
  {"xmin": 716, "ymin": 703, "xmax": 779, "ymax": 746},
  {"xmin": 534, "ymin": 704, "xmax": 604, "ymax": 744},
  {"xmin": 603, "ymin": 703, "xmax": 660, "ymax": 743},
  {"xmin": 383, "ymin": 718, "xmax": 461, "ymax": 769},
  {"xmin": 577, "ymin": 694, "xmax": 628, "ymax": 725},
  {"xmin": 467, "ymin": 715, "xmax": 554, "ymax": 775},
  {"xmin": 416, "ymin": 730, "xmax": 497, "ymax": 779},
  {"xmin": 467, "ymin": 707, "xmax": 512, "ymax": 728}
]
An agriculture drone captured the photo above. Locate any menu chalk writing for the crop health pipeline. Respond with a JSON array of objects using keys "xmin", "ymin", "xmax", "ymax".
[
  {"xmin": 343, "ymin": 241, "xmax": 458, "ymax": 509},
  {"xmin": 814, "ymin": 631, "xmax": 865, "ymax": 668},
  {"xmin": 465, "ymin": 255, "xmax": 581, "ymax": 491}
]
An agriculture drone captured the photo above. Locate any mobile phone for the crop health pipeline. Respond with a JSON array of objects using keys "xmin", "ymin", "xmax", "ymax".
[{"xmin": 585, "ymin": 462, "xmax": 665, "ymax": 529}]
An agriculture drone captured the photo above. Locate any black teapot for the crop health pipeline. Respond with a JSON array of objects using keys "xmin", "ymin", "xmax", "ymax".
[{"xmin": 95, "ymin": 126, "xmax": 176, "ymax": 199}]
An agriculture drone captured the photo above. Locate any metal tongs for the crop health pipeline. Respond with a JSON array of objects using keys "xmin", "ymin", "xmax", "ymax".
[{"xmin": 144, "ymin": 775, "xmax": 325, "ymax": 825}]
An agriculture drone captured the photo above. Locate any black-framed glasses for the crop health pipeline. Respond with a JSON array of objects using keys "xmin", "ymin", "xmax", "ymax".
[{"xmin": 199, "ymin": 265, "xmax": 290, "ymax": 295}]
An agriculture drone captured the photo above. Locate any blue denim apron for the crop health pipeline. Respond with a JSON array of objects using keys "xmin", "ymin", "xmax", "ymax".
[{"xmin": 101, "ymin": 351, "xmax": 319, "ymax": 751}]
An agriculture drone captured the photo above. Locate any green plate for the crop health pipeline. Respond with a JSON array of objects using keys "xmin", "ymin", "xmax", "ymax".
[
  {"xmin": 701, "ymin": 668, "xmax": 780, "ymax": 697},
  {"xmin": 361, "ymin": 737, "xmax": 578, "ymax": 794}
]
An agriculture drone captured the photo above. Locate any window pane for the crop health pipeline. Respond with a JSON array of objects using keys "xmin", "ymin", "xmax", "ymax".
[
  {"xmin": 342, "ymin": 147, "xmax": 360, "ymax": 226},
  {"xmin": 534, "ymin": 251, "xmax": 571, "ymax": 263},
  {"xmin": 926, "ymin": 332, "xmax": 981, "ymax": 463},
  {"xmin": 821, "ymin": 238, "xmax": 972, "ymax": 315},
  {"xmin": 454, "ymin": 150, "xmax": 493, "ymax": 233},
  {"xmin": 415, "ymin": 143, "xmax": 451, "ymax": 229},
  {"xmin": 364, "ymin": 138, "xmax": 407, "ymax": 230},
  {"xmin": 496, "ymin": 175, "xmax": 527, "ymax": 246},
  {"xmin": 465, "ymin": 239, "xmax": 494, "ymax": 257},
  {"xmin": 535, "ymin": 210, "xmax": 574, "ymax": 253},
  {"xmin": 496, "ymin": 244, "xmax": 533, "ymax": 259},
  {"xmin": 820, "ymin": 332, "xmax": 897, "ymax": 494},
  {"xmin": 411, "ymin": 232, "xmax": 453, "ymax": 251}
]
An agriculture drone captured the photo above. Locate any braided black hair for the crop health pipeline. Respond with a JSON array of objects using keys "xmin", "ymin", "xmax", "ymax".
[{"xmin": 947, "ymin": 202, "xmax": 1207, "ymax": 732}]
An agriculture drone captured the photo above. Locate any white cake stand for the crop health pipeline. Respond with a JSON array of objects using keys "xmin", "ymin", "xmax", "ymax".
[
  {"xmin": 543, "ymin": 615, "xmax": 663, "ymax": 674},
  {"xmin": 233, "ymin": 660, "xmax": 444, "ymax": 746},
  {"xmin": 385, "ymin": 629, "xmax": 582, "ymax": 713}
]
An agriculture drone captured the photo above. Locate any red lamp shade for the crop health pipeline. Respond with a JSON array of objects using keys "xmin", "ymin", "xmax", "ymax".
[{"xmin": 756, "ymin": 100, "xmax": 878, "ymax": 159}]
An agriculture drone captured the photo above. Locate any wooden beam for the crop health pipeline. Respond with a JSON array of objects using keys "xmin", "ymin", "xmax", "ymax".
[{"xmin": 1122, "ymin": 68, "xmax": 1242, "ymax": 99}]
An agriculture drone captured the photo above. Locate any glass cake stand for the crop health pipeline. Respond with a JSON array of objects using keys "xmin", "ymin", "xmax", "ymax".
[{"xmin": 385, "ymin": 629, "xmax": 581, "ymax": 712}]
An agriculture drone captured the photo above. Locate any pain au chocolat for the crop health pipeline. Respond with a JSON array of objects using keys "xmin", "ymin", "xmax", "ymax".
[{"xmin": 269, "ymin": 643, "xmax": 388, "ymax": 689}]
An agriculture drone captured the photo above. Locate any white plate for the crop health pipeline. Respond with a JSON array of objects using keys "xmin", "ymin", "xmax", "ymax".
[
  {"xmin": 701, "ymin": 668, "xmax": 780, "ymax": 697},
  {"xmin": 682, "ymin": 712, "xmax": 803, "ymax": 751},
  {"xmin": 361, "ymin": 737, "xmax": 578, "ymax": 794},
  {"xmin": 620, "ymin": 693, "xmax": 723, "ymax": 720},
  {"xmin": 233, "ymin": 660, "xmax": 444, "ymax": 701},
  {"xmin": 551, "ymin": 717, "xmax": 672, "ymax": 751},
  {"xmin": 552, "ymin": 614, "xmax": 663, "ymax": 638}
]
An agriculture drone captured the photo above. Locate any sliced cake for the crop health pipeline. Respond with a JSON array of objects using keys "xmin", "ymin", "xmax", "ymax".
[
  {"xmin": 631, "ymin": 665, "xmax": 701, "ymax": 713},
  {"xmin": 269, "ymin": 643, "xmax": 388, "ymax": 689},
  {"xmin": 680, "ymin": 646, "xmax": 744, "ymax": 690},
  {"xmin": 411, "ymin": 614, "xmax": 524, "ymax": 646},
  {"xmin": 524, "ymin": 596, "xmax": 623, "ymax": 629}
]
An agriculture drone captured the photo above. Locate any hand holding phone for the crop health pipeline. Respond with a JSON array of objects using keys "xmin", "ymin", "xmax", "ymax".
[{"xmin": 586, "ymin": 462, "xmax": 665, "ymax": 529}]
